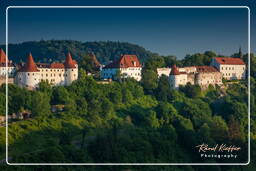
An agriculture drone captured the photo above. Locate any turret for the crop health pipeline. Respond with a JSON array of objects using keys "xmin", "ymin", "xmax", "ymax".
[
  {"xmin": 16, "ymin": 53, "xmax": 40, "ymax": 89},
  {"xmin": 64, "ymin": 52, "xmax": 78, "ymax": 85}
]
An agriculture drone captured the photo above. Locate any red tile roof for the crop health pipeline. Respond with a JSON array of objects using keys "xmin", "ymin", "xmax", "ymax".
[
  {"xmin": 104, "ymin": 55, "xmax": 141, "ymax": 69},
  {"xmin": 196, "ymin": 66, "xmax": 218, "ymax": 73},
  {"xmin": 214, "ymin": 57, "xmax": 245, "ymax": 65},
  {"xmin": 19, "ymin": 53, "xmax": 40, "ymax": 72},
  {"xmin": 50, "ymin": 63, "xmax": 65, "ymax": 68},
  {"xmin": 89, "ymin": 52, "xmax": 101, "ymax": 67},
  {"xmin": 170, "ymin": 64, "xmax": 180, "ymax": 75},
  {"xmin": 64, "ymin": 52, "xmax": 76, "ymax": 68},
  {"xmin": 0, "ymin": 49, "xmax": 7, "ymax": 63}
]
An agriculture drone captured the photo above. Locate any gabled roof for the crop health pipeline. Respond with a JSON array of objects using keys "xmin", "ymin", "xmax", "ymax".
[
  {"xmin": 196, "ymin": 66, "xmax": 218, "ymax": 73},
  {"xmin": 214, "ymin": 57, "xmax": 245, "ymax": 65},
  {"xmin": 64, "ymin": 52, "xmax": 76, "ymax": 68},
  {"xmin": 89, "ymin": 52, "xmax": 101, "ymax": 67},
  {"xmin": 170, "ymin": 64, "xmax": 180, "ymax": 75},
  {"xmin": 19, "ymin": 53, "xmax": 40, "ymax": 72},
  {"xmin": 104, "ymin": 54, "xmax": 141, "ymax": 69}
]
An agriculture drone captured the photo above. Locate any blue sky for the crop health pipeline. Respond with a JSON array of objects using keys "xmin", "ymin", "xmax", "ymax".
[{"xmin": 0, "ymin": 0, "xmax": 255, "ymax": 59}]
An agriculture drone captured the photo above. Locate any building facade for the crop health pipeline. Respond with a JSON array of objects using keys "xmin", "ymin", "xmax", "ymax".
[
  {"xmin": 210, "ymin": 57, "xmax": 246, "ymax": 80},
  {"xmin": 101, "ymin": 54, "xmax": 142, "ymax": 81},
  {"xmin": 169, "ymin": 65, "xmax": 222, "ymax": 89},
  {"xmin": 15, "ymin": 52, "xmax": 78, "ymax": 89}
]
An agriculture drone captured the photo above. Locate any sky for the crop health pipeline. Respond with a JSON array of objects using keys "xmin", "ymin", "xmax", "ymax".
[{"xmin": 0, "ymin": 0, "xmax": 255, "ymax": 59}]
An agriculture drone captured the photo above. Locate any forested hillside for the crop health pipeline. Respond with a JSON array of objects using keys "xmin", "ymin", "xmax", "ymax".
[
  {"xmin": 0, "ymin": 40, "xmax": 157, "ymax": 64},
  {"xmin": 0, "ymin": 41, "xmax": 255, "ymax": 170}
]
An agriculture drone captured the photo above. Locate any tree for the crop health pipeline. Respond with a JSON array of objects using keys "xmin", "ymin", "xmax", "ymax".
[
  {"xmin": 179, "ymin": 83, "xmax": 201, "ymax": 98},
  {"xmin": 155, "ymin": 75, "xmax": 171, "ymax": 101},
  {"xmin": 51, "ymin": 86, "xmax": 70, "ymax": 105},
  {"xmin": 31, "ymin": 91, "xmax": 51, "ymax": 118},
  {"xmin": 141, "ymin": 69, "xmax": 158, "ymax": 94},
  {"xmin": 209, "ymin": 116, "xmax": 229, "ymax": 142},
  {"xmin": 38, "ymin": 80, "xmax": 52, "ymax": 95},
  {"xmin": 146, "ymin": 110, "xmax": 160, "ymax": 128},
  {"xmin": 0, "ymin": 92, "xmax": 5, "ymax": 115}
]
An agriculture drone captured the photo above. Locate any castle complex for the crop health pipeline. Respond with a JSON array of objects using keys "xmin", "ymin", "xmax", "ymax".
[
  {"xmin": 0, "ymin": 48, "xmax": 246, "ymax": 90},
  {"xmin": 158, "ymin": 57, "xmax": 246, "ymax": 89},
  {"xmin": 15, "ymin": 52, "xmax": 78, "ymax": 89}
]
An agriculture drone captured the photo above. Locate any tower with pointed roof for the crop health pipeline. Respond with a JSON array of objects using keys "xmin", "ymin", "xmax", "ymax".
[
  {"xmin": 239, "ymin": 46, "xmax": 243, "ymax": 59},
  {"xmin": 16, "ymin": 52, "xmax": 78, "ymax": 89},
  {"xmin": 64, "ymin": 52, "xmax": 78, "ymax": 85},
  {"xmin": 169, "ymin": 64, "xmax": 188, "ymax": 89},
  {"xmin": 15, "ymin": 53, "xmax": 40, "ymax": 89},
  {"xmin": 0, "ymin": 49, "xmax": 15, "ymax": 77}
]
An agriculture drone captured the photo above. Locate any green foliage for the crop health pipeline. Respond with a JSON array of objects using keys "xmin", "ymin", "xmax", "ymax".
[
  {"xmin": 179, "ymin": 83, "xmax": 202, "ymax": 98},
  {"xmin": 0, "ymin": 49, "xmax": 250, "ymax": 167},
  {"xmin": 2, "ymin": 40, "xmax": 156, "ymax": 64},
  {"xmin": 141, "ymin": 69, "xmax": 158, "ymax": 94}
]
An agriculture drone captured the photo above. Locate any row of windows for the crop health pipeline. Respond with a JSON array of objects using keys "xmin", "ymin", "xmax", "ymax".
[
  {"xmin": 40, "ymin": 69, "xmax": 74, "ymax": 72},
  {"xmin": 27, "ymin": 73, "xmax": 76, "ymax": 77},
  {"xmin": 221, "ymin": 67, "xmax": 245, "ymax": 70},
  {"xmin": 223, "ymin": 73, "xmax": 236, "ymax": 76},
  {"xmin": 103, "ymin": 72, "xmax": 141, "ymax": 76}
]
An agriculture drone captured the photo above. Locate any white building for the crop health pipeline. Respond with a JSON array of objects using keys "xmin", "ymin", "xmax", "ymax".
[
  {"xmin": 101, "ymin": 54, "xmax": 142, "ymax": 81},
  {"xmin": 0, "ymin": 49, "xmax": 16, "ymax": 77},
  {"xmin": 169, "ymin": 65, "xmax": 222, "ymax": 89},
  {"xmin": 15, "ymin": 52, "xmax": 78, "ymax": 89},
  {"xmin": 169, "ymin": 65, "xmax": 188, "ymax": 89},
  {"xmin": 210, "ymin": 57, "xmax": 246, "ymax": 80}
]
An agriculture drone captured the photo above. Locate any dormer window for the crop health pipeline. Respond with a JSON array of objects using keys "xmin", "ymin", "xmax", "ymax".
[{"xmin": 132, "ymin": 61, "xmax": 136, "ymax": 66}]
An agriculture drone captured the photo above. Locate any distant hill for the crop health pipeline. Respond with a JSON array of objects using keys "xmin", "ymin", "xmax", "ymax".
[{"xmin": 0, "ymin": 40, "xmax": 158, "ymax": 64}]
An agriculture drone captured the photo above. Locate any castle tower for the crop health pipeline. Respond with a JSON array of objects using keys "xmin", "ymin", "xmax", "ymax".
[
  {"xmin": 0, "ymin": 49, "xmax": 8, "ymax": 63},
  {"xmin": 239, "ymin": 46, "xmax": 243, "ymax": 59},
  {"xmin": 64, "ymin": 52, "xmax": 78, "ymax": 85},
  {"xmin": 89, "ymin": 52, "xmax": 101, "ymax": 69},
  {"xmin": 16, "ymin": 53, "xmax": 40, "ymax": 89},
  {"xmin": 169, "ymin": 64, "xmax": 187, "ymax": 89}
]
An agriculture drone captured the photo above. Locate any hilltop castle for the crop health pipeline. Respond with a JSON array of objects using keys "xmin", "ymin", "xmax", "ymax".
[
  {"xmin": 158, "ymin": 57, "xmax": 246, "ymax": 89},
  {"xmin": 15, "ymin": 52, "xmax": 78, "ymax": 89}
]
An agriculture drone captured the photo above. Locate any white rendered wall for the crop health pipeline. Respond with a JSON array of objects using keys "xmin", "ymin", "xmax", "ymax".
[
  {"xmin": 169, "ymin": 74, "xmax": 187, "ymax": 89},
  {"xmin": 16, "ymin": 72, "xmax": 40, "ymax": 89},
  {"xmin": 0, "ymin": 66, "xmax": 15, "ymax": 77},
  {"xmin": 120, "ymin": 67, "xmax": 142, "ymax": 81},
  {"xmin": 219, "ymin": 64, "xmax": 246, "ymax": 80}
]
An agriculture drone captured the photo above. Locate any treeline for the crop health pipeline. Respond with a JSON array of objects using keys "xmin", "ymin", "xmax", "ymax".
[{"xmin": 0, "ymin": 40, "xmax": 156, "ymax": 64}]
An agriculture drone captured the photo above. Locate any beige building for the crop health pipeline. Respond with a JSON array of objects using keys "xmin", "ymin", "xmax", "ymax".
[
  {"xmin": 169, "ymin": 65, "xmax": 222, "ymax": 89},
  {"xmin": 15, "ymin": 52, "xmax": 78, "ymax": 89},
  {"xmin": 210, "ymin": 57, "xmax": 246, "ymax": 80}
]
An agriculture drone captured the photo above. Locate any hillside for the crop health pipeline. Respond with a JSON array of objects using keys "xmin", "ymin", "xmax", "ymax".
[{"xmin": 0, "ymin": 40, "xmax": 157, "ymax": 64}]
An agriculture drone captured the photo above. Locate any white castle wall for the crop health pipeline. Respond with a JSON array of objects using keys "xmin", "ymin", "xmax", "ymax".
[
  {"xmin": 16, "ymin": 71, "xmax": 41, "ymax": 89},
  {"xmin": 16, "ymin": 66, "xmax": 78, "ymax": 89},
  {"xmin": 169, "ymin": 73, "xmax": 188, "ymax": 89},
  {"xmin": 210, "ymin": 59, "xmax": 246, "ymax": 80},
  {"xmin": 0, "ymin": 66, "xmax": 15, "ymax": 77}
]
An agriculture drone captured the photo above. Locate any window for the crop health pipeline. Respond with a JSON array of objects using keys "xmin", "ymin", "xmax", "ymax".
[
  {"xmin": 27, "ymin": 73, "xmax": 30, "ymax": 76},
  {"xmin": 46, "ymin": 74, "xmax": 48, "ymax": 77}
]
